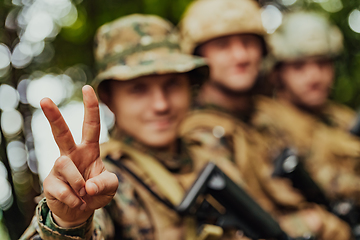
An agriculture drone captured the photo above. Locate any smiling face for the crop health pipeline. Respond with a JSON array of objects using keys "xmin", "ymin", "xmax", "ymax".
[
  {"xmin": 198, "ymin": 34, "xmax": 263, "ymax": 92},
  {"xmin": 100, "ymin": 73, "xmax": 191, "ymax": 148},
  {"xmin": 277, "ymin": 57, "xmax": 334, "ymax": 109}
]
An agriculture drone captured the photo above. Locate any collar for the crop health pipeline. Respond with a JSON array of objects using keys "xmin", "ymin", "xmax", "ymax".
[{"xmin": 110, "ymin": 128, "xmax": 193, "ymax": 173}]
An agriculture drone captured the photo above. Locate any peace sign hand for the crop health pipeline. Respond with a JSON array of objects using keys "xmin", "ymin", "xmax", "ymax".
[{"xmin": 41, "ymin": 85, "xmax": 118, "ymax": 228}]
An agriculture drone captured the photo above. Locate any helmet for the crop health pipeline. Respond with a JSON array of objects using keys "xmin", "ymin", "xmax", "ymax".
[
  {"xmin": 179, "ymin": 0, "xmax": 266, "ymax": 55},
  {"xmin": 267, "ymin": 11, "xmax": 343, "ymax": 62},
  {"xmin": 92, "ymin": 14, "xmax": 208, "ymax": 91}
]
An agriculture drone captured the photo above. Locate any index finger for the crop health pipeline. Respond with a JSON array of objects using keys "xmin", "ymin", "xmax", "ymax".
[
  {"xmin": 41, "ymin": 98, "xmax": 76, "ymax": 155},
  {"xmin": 81, "ymin": 85, "xmax": 100, "ymax": 145}
]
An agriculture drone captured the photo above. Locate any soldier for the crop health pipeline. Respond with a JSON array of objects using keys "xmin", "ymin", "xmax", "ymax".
[
  {"xmin": 252, "ymin": 11, "xmax": 360, "ymax": 203},
  {"xmin": 19, "ymin": 14, "xmax": 262, "ymax": 240},
  {"xmin": 179, "ymin": 0, "xmax": 351, "ymax": 239}
]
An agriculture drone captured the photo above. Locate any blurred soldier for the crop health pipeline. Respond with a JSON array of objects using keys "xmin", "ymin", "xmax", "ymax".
[
  {"xmin": 252, "ymin": 11, "xmax": 360, "ymax": 203},
  {"xmin": 179, "ymin": 0, "xmax": 351, "ymax": 239},
  {"xmin": 19, "ymin": 14, "xmax": 260, "ymax": 240}
]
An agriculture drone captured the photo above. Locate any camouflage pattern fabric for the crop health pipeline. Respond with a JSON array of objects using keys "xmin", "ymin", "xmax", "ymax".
[
  {"xmin": 19, "ymin": 130, "xmax": 254, "ymax": 240},
  {"xmin": 252, "ymin": 96, "xmax": 360, "ymax": 202},
  {"xmin": 179, "ymin": 107, "xmax": 352, "ymax": 239},
  {"xmin": 92, "ymin": 14, "xmax": 208, "ymax": 91},
  {"xmin": 179, "ymin": 0, "xmax": 266, "ymax": 55}
]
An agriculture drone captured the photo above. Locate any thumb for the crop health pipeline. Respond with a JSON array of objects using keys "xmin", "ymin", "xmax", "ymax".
[{"xmin": 85, "ymin": 170, "xmax": 118, "ymax": 196}]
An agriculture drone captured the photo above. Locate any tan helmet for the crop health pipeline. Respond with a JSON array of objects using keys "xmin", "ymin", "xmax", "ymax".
[
  {"xmin": 92, "ymin": 14, "xmax": 208, "ymax": 92},
  {"xmin": 179, "ymin": 0, "xmax": 266, "ymax": 55},
  {"xmin": 268, "ymin": 11, "xmax": 343, "ymax": 62}
]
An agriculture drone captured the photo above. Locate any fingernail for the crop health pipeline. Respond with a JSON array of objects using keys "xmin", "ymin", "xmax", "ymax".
[
  {"xmin": 89, "ymin": 182, "xmax": 98, "ymax": 194},
  {"xmin": 79, "ymin": 187, "xmax": 86, "ymax": 197},
  {"xmin": 80, "ymin": 203, "xmax": 86, "ymax": 211}
]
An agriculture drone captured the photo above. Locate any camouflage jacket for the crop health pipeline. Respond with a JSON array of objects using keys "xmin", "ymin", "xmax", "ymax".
[
  {"xmin": 19, "ymin": 132, "xmax": 250, "ymax": 240},
  {"xmin": 180, "ymin": 107, "xmax": 352, "ymax": 239},
  {"xmin": 252, "ymin": 96, "xmax": 360, "ymax": 202}
]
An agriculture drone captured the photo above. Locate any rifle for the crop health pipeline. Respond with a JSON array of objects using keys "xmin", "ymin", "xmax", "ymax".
[
  {"xmin": 177, "ymin": 162, "xmax": 313, "ymax": 240},
  {"xmin": 272, "ymin": 148, "xmax": 360, "ymax": 239}
]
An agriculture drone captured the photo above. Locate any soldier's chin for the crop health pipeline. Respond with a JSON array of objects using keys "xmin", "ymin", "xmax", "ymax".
[
  {"xmin": 302, "ymin": 96, "xmax": 327, "ymax": 110},
  {"xmin": 220, "ymin": 75, "xmax": 257, "ymax": 93},
  {"xmin": 139, "ymin": 132, "xmax": 177, "ymax": 149}
]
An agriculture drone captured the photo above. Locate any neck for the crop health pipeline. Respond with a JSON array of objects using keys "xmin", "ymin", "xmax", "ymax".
[
  {"xmin": 198, "ymin": 81, "xmax": 254, "ymax": 117},
  {"xmin": 276, "ymin": 91, "xmax": 325, "ymax": 116},
  {"xmin": 113, "ymin": 127, "xmax": 178, "ymax": 154}
]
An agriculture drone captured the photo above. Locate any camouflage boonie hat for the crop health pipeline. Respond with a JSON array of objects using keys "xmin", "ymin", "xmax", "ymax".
[
  {"xmin": 92, "ymin": 14, "xmax": 208, "ymax": 90},
  {"xmin": 179, "ymin": 0, "xmax": 266, "ymax": 55},
  {"xmin": 268, "ymin": 11, "xmax": 343, "ymax": 62}
]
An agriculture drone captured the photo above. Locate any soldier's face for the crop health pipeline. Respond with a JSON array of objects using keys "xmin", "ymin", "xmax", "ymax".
[
  {"xmin": 278, "ymin": 57, "xmax": 334, "ymax": 109},
  {"xmin": 199, "ymin": 34, "xmax": 263, "ymax": 92},
  {"xmin": 105, "ymin": 73, "xmax": 191, "ymax": 148}
]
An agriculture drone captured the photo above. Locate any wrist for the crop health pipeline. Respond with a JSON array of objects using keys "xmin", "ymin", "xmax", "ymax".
[{"xmin": 51, "ymin": 211, "xmax": 92, "ymax": 228}]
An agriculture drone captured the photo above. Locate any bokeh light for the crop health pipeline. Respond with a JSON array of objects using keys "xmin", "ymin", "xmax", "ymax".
[
  {"xmin": 6, "ymin": 141, "xmax": 28, "ymax": 172},
  {"xmin": 33, "ymin": 43, "xmax": 55, "ymax": 64},
  {"xmin": 23, "ymin": 12, "xmax": 54, "ymax": 42},
  {"xmin": 6, "ymin": 0, "xmax": 79, "ymax": 71},
  {"xmin": 212, "ymin": 126, "xmax": 225, "ymax": 138},
  {"xmin": 0, "ymin": 85, "xmax": 20, "ymax": 111},
  {"xmin": 349, "ymin": 9, "xmax": 360, "ymax": 34},
  {"xmin": 261, "ymin": 4, "xmax": 283, "ymax": 34},
  {"xmin": 0, "ymin": 44, "xmax": 11, "ymax": 78},
  {"xmin": 1, "ymin": 110, "xmax": 23, "ymax": 137},
  {"xmin": 26, "ymin": 74, "xmax": 71, "ymax": 108},
  {"xmin": 11, "ymin": 43, "xmax": 33, "ymax": 69},
  {"xmin": 280, "ymin": 0, "xmax": 297, "ymax": 6},
  {"xmin": 0, "ymin": 177, "xmax": 13, "ymax": 211},
  {"xmin": 17, "ymin": 79, "xmax": 31, "ymax": 104},
  {"xmin": 319, "ymin": 0, "xmax": 343, "ymax": 13}
]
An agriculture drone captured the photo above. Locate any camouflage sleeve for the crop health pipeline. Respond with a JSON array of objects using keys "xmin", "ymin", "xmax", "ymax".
[{"xmin": 19, "ymin": 198, "xmax": 112, "ymax": 240}]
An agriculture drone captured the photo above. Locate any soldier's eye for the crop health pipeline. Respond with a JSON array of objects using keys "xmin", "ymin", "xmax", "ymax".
[
  {"xmin": 317, "ymin": 59, "xmax": 333, "ymax": 68},
  {"xmin": 212, "ymin": 38, "xmax": 229, "ymax": 48},
  {"xmin": 165, "ymin": 77, "xmax": 183, "ymax": 90},
  {"xmin": 291, "ymin": 61, "xmax": 305, "ymax": 70},
  {"xmin": 130, "ymin": 83, "xmax": 147, "ymax": 94}
]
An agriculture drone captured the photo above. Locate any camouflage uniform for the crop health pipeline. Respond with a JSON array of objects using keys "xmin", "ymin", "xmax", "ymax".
[
  {"xmin": 19, "ymin": 14, "xmax": 251, "ymax": 240},
  {"xmin": 179, "ymin": 1, "xmax": 352, "ymax": 239},
  {"xmin": 252, "ymin": 11, "xmax": 360, "ymax": 203}
]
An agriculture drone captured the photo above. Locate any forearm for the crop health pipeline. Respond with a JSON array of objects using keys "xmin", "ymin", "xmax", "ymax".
[{"xmin": 20, "ymin": 198, "xmax": 105, "ymax": 240}]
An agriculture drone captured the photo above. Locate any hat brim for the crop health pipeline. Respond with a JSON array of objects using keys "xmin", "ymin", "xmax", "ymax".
[{"xmin": 92, "ymin": 53, "xmax": 208, "ymax": 91}]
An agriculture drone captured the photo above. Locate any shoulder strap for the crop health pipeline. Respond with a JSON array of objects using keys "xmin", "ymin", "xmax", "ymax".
[
  {"xmin": 100, "ymin": 139, "xmax": 184, "ymax": 206},
  {"xmin": 106, "ymin": 155, "xmax": 176, "ymax": 210},
  {"xmin": 120, "ymin": 144, "xmax": 185, "ymax": 206}
]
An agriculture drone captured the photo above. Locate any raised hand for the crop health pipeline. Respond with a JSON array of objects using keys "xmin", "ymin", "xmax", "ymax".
[{"xmin": 41, "ymin": 85, "xmax": 118, "ymax": 227}]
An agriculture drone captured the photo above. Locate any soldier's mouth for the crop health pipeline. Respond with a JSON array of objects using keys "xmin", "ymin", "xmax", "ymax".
[{"xmin": 148, "ymin": 117, "xmax": 175, "ymax": 130}]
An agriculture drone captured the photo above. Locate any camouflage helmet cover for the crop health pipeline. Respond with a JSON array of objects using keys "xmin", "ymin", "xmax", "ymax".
[
  {"xmin": 268, "ymin": 11, "xmax": 343, "ymax": 62},
  {"xmin": 92, "ymin": 14, "xmax": 208, "ymax": 90},
  {"xmin": 179, "ymin": 0, "xmax": 266, "ymax": 54}
]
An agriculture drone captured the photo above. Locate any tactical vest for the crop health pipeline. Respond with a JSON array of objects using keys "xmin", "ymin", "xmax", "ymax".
[
  {"xmin": 179, "ymin": 108, "xmax": 352, "ymax": 239},
  {"xmin": 100, "ymin": 138, "xmax": 248, "ymax": 240},
  {"xmin": 179, "ymin": 109, "xmax": 306, "ymax": 213}
]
